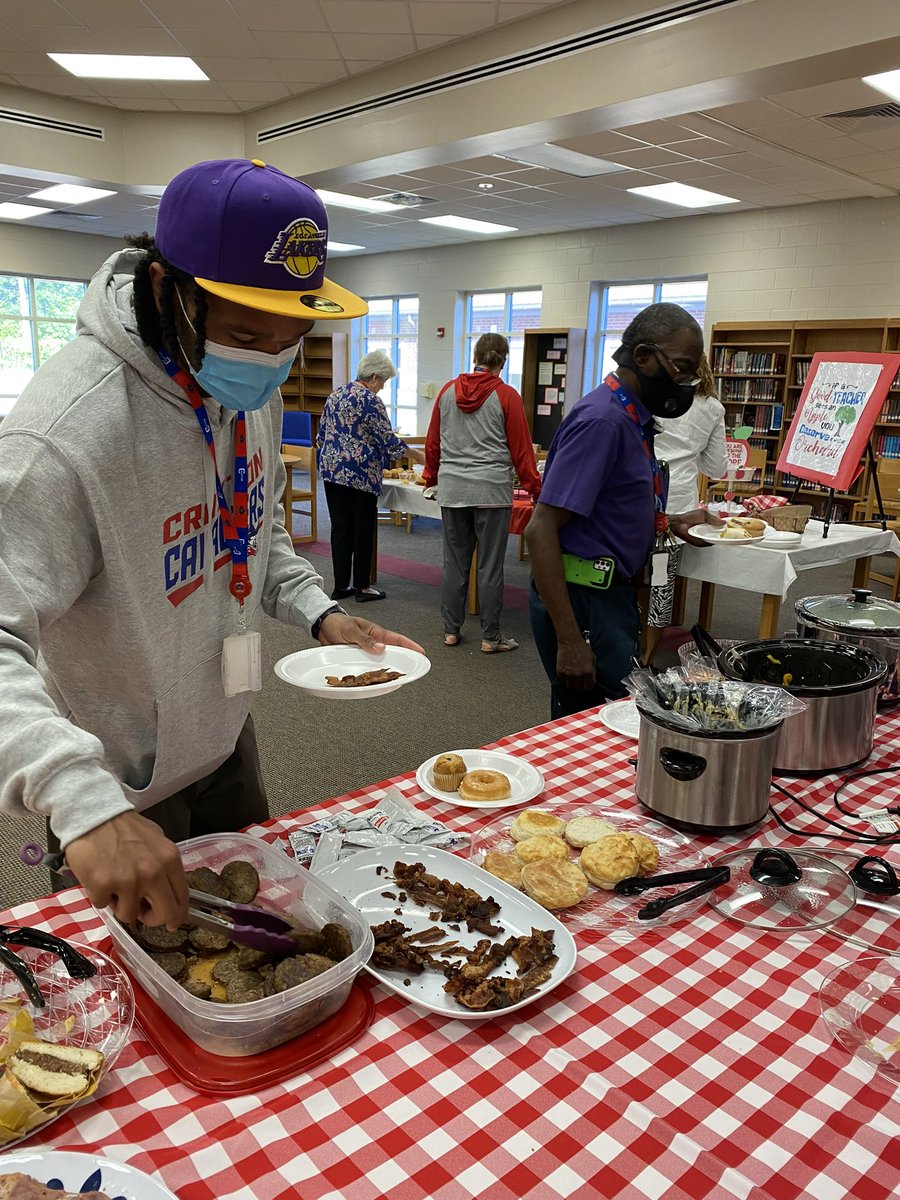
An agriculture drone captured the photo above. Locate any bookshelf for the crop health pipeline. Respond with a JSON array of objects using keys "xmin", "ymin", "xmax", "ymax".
[
  {"xmin": 709, "ymin": 319, "xmax": 900, "ymax": 521},
  {"xmin": 281, "ymin": 333, "xmax": 349, "ymax": 437},
  {"xmin": 520, "ymin": 327, "xmax": 585, "ymax": 448}
]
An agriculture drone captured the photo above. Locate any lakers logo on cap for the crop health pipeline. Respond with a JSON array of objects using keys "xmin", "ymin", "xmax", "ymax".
[{"xmin": 265, "ymin": 219, "xmax": 327, "ymax": 279}]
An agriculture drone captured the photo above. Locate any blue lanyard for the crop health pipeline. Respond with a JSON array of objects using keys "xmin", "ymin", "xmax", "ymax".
[{"xmin": 606, "ymin": 373, "xmax": 667, "ymax": 516}]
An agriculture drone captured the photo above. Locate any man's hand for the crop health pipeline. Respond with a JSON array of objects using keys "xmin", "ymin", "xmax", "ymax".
[
  {"xmin": 556, "ymin": 633, "xmax": 596, "ymax": 692},
  {"xmin": 64, "ymin": 811, "xmax": 189, "ymax": 929},
  {"xmin": 317, "ymin": 612, "xmax": 425, "ymax": 653},
  {"xmin": 669, "ymin": 507, "xmax": 725, "ymax": 546}
]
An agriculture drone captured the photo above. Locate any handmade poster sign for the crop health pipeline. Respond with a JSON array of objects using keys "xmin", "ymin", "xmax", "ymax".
[{"xmin": 777, "ymin": 352, "xmax": 900, "ymax": 491}]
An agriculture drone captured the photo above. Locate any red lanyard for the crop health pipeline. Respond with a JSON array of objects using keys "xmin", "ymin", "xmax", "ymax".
[
  {"xmin": 158, "ymin": 350, "xmax": 252, "ymax": 605},
  {"xmin": 606, "ymin": 373, "xmax": 668, "ymax": 532}
]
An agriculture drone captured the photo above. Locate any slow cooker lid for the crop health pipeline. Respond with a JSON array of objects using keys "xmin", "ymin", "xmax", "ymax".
[
  {"xmin": 707, "ymin": 847, "xmax": 856, "ymax": 930},
  {"xmin": 796, "ymin": 589, "xmax": 900, "ymax": 637}
]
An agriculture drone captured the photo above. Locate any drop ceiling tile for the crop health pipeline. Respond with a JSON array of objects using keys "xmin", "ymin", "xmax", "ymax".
[
  {"xmin": 324, "ymin": 1, "xmax": 411, "ymax": 33},
  {"xmin": 172, "ymin": 98, "xmax": 241, "ymax": 113},
  {"xmin": 270, "ymin": 58, "xmax": 348, "ymax": 84},
  {"xmin": 558, "ymin": 131, "xmax": 649, "ymax": 155},
  {"xmin": 194, "ymin": 56, "xmax": 293, "ymax": 83},
  {"xmin": 613, "ymin": 118, "xmax": 693, "ymax": 144},
  {"xmin": 768, "ymin": 79, "xmax": 888, "ymax": 118},
  {"xmin": 58, "ymin": 0, "xmax": 154, "ymax": 25},
  {"xmin": 220, "ymin": 80, "xmax": 292, "ymax": 102},
  {"xmin": 414, "ymin": 35, "xmax": 454, "ymax": 50},
  {"xmin": 701, "ymin": 98, "xmax": 796, "ymax": 129},
  {"xmin": 12, "ymin": 25, "xmax": 102, "ymax": 52},
  {"xmin": 230, "ymin": 0, "xmax": 328, "ymax": 32},
  {"xmin": 8, "ymin": 74, "xmax": 103, "ymax": 97},
  {"xmin": 93, "ymin": 27, "xmax": 189, "ymax": 55},
  {"xmin": 0, "ymin": 52, "xmax": 64, "ymax": 76},
  {"xmin": 659, "ymin": 136, "xmax": 733, "ymax": 156},
  {"xmin": 145, "ymin": 0, "xmax": 247, "ymax": 29},
  {"xmin": 175, "ymin": 28, "xmax": 268, "ymax": 57},
  {"xmin": 603, "ymin": 147, "xmax": 690, "ymax": 169},
  {"xmin": 851, "ymin": 126, "xmax": 900, "ymax": 151},
  {"xmin": 0, "ymin": 0, "xmax": 78, "ymax": 25},
  {"xmin": 332, "ymin": 32, "xmax": 416, "ymax": 59},
  {"xmin": 409, "ymin": 2, "xmax": 495, "ymax": 36}
]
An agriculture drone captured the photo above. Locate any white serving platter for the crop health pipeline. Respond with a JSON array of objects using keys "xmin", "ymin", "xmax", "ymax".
[
  {"xmin": 688, "ymin": 523, "xmax": 766, "ymax": 545},
  {"xmin": 315, "ymin": 844, "xmax": 577, "ymax": 1020},
  {"xmin": 274, "ymin": 644, "xmax": 431, "ymax": 699},
  {"xmin": 0, "ymin": 1152, "xmax": 178, "ymax": 1199},
  {"xmin": 415, "ymin": 749, "xmax": 544, "ymax": 809}
]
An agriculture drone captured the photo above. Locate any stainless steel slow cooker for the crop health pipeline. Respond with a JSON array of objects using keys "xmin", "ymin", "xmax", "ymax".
[
  {"xmin": 718, "ymin": 638, "xmax": 887, "ymax": 774},
  {"xmin": 635, "ymin": 704, "xmax": 782, "ymax": 832},
  {"xmin": 795, "ymin": 589, "xmax": 900, "ymax": 707}
]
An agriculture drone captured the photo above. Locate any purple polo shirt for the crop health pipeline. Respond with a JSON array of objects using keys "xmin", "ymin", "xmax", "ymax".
[{"xmin": 538, "ymin": 379, "xmax": 656, "ymax": 578}]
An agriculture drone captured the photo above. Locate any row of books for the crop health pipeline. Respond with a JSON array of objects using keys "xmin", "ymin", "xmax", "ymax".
[
  {"xmin": 719, "ymin": 378, "xmax": 781, "ymax": 402},
  {"xmin": 875, "ymin": 434, "xmax": 900, "ymax": 458},
  {"xmin": 793, "ymin": 359, "xmax": 900, "ymax": 387},
  {"xmin": 879, "ymin": 395, "xmax": 900, "ymax": 419},
  {"xmin": 713, "ymin": 348, "xmax": 786, "ymax": 375}
]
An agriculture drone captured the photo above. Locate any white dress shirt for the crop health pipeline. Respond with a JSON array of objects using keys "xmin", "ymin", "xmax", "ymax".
[{"xmin": 655, "ymin": 393, "xmax": 728, "ymax": 517}]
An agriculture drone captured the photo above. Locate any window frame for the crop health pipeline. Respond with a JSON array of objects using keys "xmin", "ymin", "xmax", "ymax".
[
  {"xmin": 0, "ymin": 271, "xmax": 88, "ymax": 407},
  {"xmin": 588, "ymin": 277, "xmax": 708, "ymax": 389},
  {"xmin": 358, "ymin": 293, "xmax": 419, "ymax": 435},
  {"xmin": 462, "ymin": 288, "xmax": 542, "ymax": 390}
]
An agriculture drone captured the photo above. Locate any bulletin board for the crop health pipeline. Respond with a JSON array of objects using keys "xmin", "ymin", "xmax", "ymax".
[
  {"xmin": 528, "ymin": 332, "xmax": 570, "ymax": 447},
  {"xmin": 776, "ymin": 352, "xmax": 900, "ymax": 491}
]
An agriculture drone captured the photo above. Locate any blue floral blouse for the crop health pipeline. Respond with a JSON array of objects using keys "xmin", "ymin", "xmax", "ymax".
[{"xmin": 316, "ymin": 380, "xmax": 409, "ymax": 495}]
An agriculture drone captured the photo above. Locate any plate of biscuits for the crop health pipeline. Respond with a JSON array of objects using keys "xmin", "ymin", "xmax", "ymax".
[
  {"xmin": 415, "ymin": 750, "xmax": 544, "ymax": 809},
  {"xmin": 469, "ymin": 801, "xmax": 710, "ymax": 934}
]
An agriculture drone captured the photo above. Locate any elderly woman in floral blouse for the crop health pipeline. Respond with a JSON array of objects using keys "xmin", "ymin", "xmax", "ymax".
[{"xmin": 316, "ymin": 350, "xmax": 424, "ymax": 602}]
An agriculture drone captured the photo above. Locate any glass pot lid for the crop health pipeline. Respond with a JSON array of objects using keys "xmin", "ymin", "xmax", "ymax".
[
  {"xmin": 708, "ymin": 847, "xmax": 857, "ymax": 931},
  {"xmin": 795, "ymin": 589, "xmax": 900, "ymax": 637}
]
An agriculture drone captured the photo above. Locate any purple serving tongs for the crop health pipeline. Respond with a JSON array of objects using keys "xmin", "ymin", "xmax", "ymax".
[{"xmin": 186, "ymin": 889, "xmax": 298, "ymax": 956}]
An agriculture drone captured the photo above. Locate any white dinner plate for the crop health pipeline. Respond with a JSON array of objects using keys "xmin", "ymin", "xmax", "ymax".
[
  {"xmin": 0, "ymin": 1152, "xmax": 179, "ymax": 1199},
  {"xmin": 761, "ymin": 528, "xmax": 803, "ymax": 549},
  {"xmin": 688, "ymin": 523, "xmax": 766, "ymax": 545},
  {"xmin": 470, "ymin": 801, "xmax": 711, "ymax": 936},
  {"xmin": 316, "ymin": 845, "xmax": 577, "ymax": 1020},
  {"xmin": 597, "ymin": 698, "xmax": 640, "ymax": 740},
  {"xmin": 415, "ymin": 749, "xmax": 544, "ymax": 808},
  {"xmin": 274, "ymin": 645, "xmax": 431, "ymax": 699}
]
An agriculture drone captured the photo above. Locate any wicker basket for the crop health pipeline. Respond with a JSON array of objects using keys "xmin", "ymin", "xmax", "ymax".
[{"xmin": 762, "ymin": 504, "xmax": 812, "ymax": 533}]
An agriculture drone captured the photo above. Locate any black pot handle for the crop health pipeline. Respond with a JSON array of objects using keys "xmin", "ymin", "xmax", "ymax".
[
  {"xmin": 749, "ymin": 848, "xmax": 802, "ymax": 886},
  {"xmin": 849, "ymin": 856, "xmax": 900, "ymax": 896},
  {"xmin": 659, "ymin": 747, "xmax": 706, "ymax": 781}
]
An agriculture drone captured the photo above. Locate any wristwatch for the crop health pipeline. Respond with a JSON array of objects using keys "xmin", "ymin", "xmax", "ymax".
[{"xmin": 311, "ymin": 605, "xmax": 347, "ymax": 641}]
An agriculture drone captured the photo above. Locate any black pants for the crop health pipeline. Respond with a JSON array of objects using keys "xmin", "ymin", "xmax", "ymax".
[
  {"xmin": 47, "ymin": 715, "xmax": 268, "ymax": 891},
  {"xmin": 324, "ymin": 481, "xmax": 378, "ymax": 591}
]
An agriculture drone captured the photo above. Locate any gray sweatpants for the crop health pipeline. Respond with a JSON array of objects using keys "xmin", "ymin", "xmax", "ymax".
[{"xmin": 441, "ymin": 505, "xmax": 511, "ymax": 644}]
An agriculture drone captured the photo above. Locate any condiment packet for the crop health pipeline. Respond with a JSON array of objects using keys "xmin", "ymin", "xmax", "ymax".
[{"xmin": 288, "ymin": 787, "xmax": 468, "ymax": 874}]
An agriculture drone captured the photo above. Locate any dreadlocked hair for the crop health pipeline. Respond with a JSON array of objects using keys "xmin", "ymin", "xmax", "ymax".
[{"xmin": 125, "ymin": 233, "xmax": 209, "ymax": 367}]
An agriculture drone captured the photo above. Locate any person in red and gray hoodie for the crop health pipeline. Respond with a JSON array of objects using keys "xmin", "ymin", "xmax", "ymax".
[{"xmin": 424, "ymin": 333, "xmax": 541, "ymax": 653}]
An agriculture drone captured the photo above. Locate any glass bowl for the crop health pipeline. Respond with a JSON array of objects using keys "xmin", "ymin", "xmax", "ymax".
[{"xmin": 819, "ymin": 956, "xmax": 900, "ymax": 1089}]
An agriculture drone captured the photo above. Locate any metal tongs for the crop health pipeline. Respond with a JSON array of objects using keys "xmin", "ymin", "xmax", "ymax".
[
  {"xmin": 186, "ymin": 890, "xmax": 298, "ymax": 956},
  {"xmin": 614, "ymin": 866, "xmax": 731, "ymax": 921},
  {"xmin": 0, "ymin": 925, "xmax": 97, "ymax": 1009}
]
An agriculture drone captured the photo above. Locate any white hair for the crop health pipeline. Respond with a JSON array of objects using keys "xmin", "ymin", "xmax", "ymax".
[{"xmin": 356, "ymin": 350, "xmax": 396, "ymax": 383}]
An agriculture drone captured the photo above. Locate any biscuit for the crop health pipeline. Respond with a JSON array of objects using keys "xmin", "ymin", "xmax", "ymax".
[
  {"xmin": 481, "ymin": 851, "xmax": 523, "ymax": 889},
  {"xmin": 514, "ymin": 834, "xmax": 569, "ymax": 864},
  {"xmin": 509, "ymin": 809, "xmax": 566, "ymax": 842},
  {"xmin": 627, "ymin": 832, "xmax": 660, "ymax": 876},
  {"xmin": 521, "ymin": 860, "xmax": 589, "ymax": 909},
  {"xmin": 579, "ymin": 834, "xmax": 641, "ymax": 889},
  {"xmin": 564, "ymin": 816, "xmax": 618, "ymax": 848}
]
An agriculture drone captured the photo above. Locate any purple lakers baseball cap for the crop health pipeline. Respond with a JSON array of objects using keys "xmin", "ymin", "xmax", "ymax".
[{"xmin": 154, "ymin": 158, "xmax": 367, "ymax": 320}]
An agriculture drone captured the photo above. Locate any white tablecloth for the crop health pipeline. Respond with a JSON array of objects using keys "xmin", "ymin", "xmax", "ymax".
[
  {"xmin": 379, "ymin": 479, "xmax": 440, "ymax": 519},
  {"xmin": 678, "ymin": 520, "xmax": 900, "ymax": 597}
]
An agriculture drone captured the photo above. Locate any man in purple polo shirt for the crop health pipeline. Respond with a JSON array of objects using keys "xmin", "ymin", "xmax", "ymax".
[{"xmin": 526, "ymin": 302, "xmax": 720, "ymax": 717}]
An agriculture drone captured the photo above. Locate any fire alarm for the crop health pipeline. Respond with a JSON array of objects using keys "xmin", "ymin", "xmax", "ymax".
[{"xmin": 436, "ymin": 326, "xmax": 445, "ymax": 338}]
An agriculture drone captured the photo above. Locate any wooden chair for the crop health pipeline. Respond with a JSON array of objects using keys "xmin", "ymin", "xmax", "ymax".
[{"xmin": 281, "ymin": 445, "xmax": 317, "ymax": 544}]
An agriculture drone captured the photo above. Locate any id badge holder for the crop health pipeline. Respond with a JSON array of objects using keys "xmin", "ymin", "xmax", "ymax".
[
  {"xmin": 650, "ymin": 546, "xmax": 669, "ymax": 587},
  {"xmin": 222, "ymin": 607, "xmax": 262, "ymax": 697}
]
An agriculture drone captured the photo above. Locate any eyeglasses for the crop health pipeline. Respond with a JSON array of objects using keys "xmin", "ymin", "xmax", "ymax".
[{"xmin": 648, "ymin": 343, "xmax": 701, "ymax": 388}]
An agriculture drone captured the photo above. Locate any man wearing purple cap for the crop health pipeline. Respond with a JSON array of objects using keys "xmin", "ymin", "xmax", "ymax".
[{"xmin": 0, "ymin": 158, "xmax": 421, "ymax": 928}]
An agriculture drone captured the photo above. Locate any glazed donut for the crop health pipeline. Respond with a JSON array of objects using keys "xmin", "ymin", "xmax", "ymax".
[{"xmin": 458, "ymin": 769, "xmax": 511, "ymax": 802}]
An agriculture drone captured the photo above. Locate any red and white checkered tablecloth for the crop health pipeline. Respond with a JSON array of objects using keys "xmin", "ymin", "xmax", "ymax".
[{"xmin": 5, "ymin": 710, "xmax": 900, "ymax": 1200}]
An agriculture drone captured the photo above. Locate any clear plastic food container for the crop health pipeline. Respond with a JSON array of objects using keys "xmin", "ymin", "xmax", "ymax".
[{"xmin": 98, "ymin": 832, "xmax": 373, "ymax": 1057}]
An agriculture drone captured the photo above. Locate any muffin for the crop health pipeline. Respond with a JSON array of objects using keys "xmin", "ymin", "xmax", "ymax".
[{"xmin": 432, "ymin": 753, "xmax": 467, "ymax": 791}]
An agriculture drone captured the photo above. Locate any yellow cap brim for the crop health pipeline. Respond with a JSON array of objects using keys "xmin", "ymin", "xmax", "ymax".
[{"xmin": 195, "ymin": 274, "xmax": 367, "ymax": 320}]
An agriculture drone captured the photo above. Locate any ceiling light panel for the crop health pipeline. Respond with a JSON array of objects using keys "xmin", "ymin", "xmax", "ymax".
[
  {"xmin": 316, "ymin": 190, "xmax": 403, "ymax": 214},
  {"xmin": 627, "ymin": 182, "xmax": 739, "ymax": 207},
  {"xmin": 419, "ymin": 215, "xmax": 518, "ymax": 234},
  {"xmin": 28, "ymin": 184, "xmax": 116, "ymax": 205},
  {"xmin": 863, "ymin": 70, "xmax": 900, "ymax": 103},
  {"xmin": 327, "ymin": 241, "xmax": 365, "ymax": 251},
  {"xmin": 495, "ymin": 144, "xmax": 626, "ymax": 177},
  {"xmin": 48, "ymin": 54, "xmax": 208, "ymax": 81},
  {"xmin": 0, "ymin": 203, "xmax": 54, "ymax": 220}
]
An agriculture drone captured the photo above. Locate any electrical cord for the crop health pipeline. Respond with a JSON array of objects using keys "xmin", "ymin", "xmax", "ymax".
[{"xmin": 769, "ymin": 766, "xmax": 900, "ymax": 845}]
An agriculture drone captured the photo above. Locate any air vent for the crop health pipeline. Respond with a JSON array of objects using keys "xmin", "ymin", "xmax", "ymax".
[
  {"xmin": 818, "ymin": 102, "xmax": 900, "ymax": 132},
  {"xmin": 258, "ymin": 0, "xmax": 742, "ymax": 143},
  {"xmin": 0, "ymin": 106, "xmax": 104, "ymax": 140},
  {"xmin": 372, "ymin": 192, "xmax": 434, "ymax": 207}
]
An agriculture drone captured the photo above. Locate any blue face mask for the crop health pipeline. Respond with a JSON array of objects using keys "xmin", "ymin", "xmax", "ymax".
[{"xmin": 176, "ymin": 288, "xmax": 301, "ymax": 411}]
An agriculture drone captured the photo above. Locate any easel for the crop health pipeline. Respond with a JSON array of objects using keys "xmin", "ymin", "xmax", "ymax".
[{"xmin": 790, "ymin": 438, "xmax": 887, "ymax": 538}]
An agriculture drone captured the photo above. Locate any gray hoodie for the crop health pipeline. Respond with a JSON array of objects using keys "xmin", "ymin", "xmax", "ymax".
[{"xmin": 0, "ymin": 249, "xmax": 332, "ymax": 849}]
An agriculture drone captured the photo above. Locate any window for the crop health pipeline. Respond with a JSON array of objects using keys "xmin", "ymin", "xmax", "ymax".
[
  {"xmin": 0, "ymin": 274, "xmax": 87, "ymax": 414},
  {"xmin": 464, "ymin": 289, "xmax": 542, "ymax": 392},
  {"xmin": 591, "ymin": 278, "xmax": 707, "ymax": 386},
  {"xmin": 360, "ymin": 296, "xmax": 419, "ymax": 436}
]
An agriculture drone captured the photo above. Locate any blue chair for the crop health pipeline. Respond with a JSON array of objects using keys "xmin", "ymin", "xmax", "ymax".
[{"xmin": 281, "ymin": 409, "xmax": 312, "ymax": 447}]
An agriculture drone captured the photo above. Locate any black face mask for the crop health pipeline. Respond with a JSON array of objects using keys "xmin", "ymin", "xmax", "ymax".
[{"xmin": 618, "ymin": 348, "xmax": 696, "ymax": 418}]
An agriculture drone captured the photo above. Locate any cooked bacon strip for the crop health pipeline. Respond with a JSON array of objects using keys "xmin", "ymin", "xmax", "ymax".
[{"xmin": 325, "ymin": 669, "xmax": 405, "ymax": 688}]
